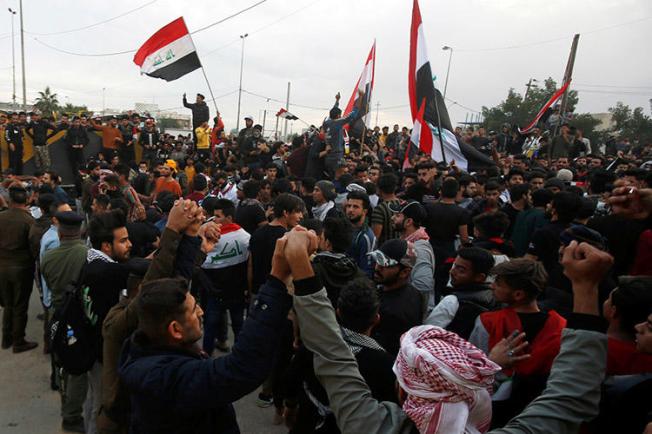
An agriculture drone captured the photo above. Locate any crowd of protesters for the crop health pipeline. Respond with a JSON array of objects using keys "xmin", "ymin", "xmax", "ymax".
[{"xmin": 0, "ymin": 90, "xmax": 651, "ymax": 434}]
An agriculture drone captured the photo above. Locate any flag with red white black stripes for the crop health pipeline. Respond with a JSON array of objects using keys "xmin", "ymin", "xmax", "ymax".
[
  {"xmin": 518, "ymin": 80, "xmax": 572, "ymax": 134},
  {"xmin": 343, "ymin": 41, "xmax": 376, "ymax": 139},
  {"xmin": 276, "ymin": 108, "xmax": 299, "ymax": 121},
  {"xmin": 133, "ymin": 17, "xmax": 201, "ymax": 82},
  {"xmin": 408, "ymin": 0, "xmax": 494, "ymax": 172}
]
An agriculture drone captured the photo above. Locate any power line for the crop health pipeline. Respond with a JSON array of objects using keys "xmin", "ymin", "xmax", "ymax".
[
  {"xmin": 157, "ymin": 89, "xmax": 239, "ymax": 112},
  {"xmin": 445, "ymin": 97, "xmax": 481, "ymax": 113},
  {"xmin": 202, "ymin": 0, "xmax": 321, "ymax": 58},
  {"xmin": 32, "ymin": 37, "xmax": 136, "ymax": 56},
  {"xmin": 25, "ymin": 0, "xmax": 159, "ymax": 36},
  {"xmin": 352, "ymin": 97, "xmax": 481, "ymax": 114},
  {"xmin": 456, "ymin": 16, "xmax": 652, "ymax": 53},
  {"xmin": 241, "ymin": 89, "xmax": 329, "ymax": 111},
  {"xmin": 382, "ymin": 104, "xmax": 409, "ymax": 110},
  {"xmin": 190, "ymin": 0, "xmax": 268, "ymax": 35},
  {"xmin": 31, "ymin": 0, "xmax": 270, "ymax": 57},
  {"xmin": 575, "ymin": 83, "xmax": 652, "ymax": 90},
  {"xmin": 0, "ymin": 32, "xmax": 15, "ymax": 41},
  {"xmin": 574, "ymin": 88, "xmax": 651, "ymax": 96}
]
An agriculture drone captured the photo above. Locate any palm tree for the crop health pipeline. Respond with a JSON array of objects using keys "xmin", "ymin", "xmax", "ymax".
[
  {"xmin": 62, "ymin": 102, "xmax": 89, "ymax": 115},
  {"xmin": 34, "ymin": 86, "xmax": 60, "ymax": 116}
]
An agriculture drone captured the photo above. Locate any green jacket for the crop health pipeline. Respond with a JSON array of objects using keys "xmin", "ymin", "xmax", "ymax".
[
  {"xmin": 0, "ymin": 207, "xmax": 35, "ymax": 268},
  {"xmin": 41, "ymin": 239, "xmax": 88, "ymax": 309},
  {"xmin": 293, "ymin": 285, "xmax": 607, "ymax": 434}
]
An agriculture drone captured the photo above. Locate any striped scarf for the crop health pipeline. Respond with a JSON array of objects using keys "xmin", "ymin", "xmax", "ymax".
[{"xmin": 393, "ymin": 325, "xmax": 500, "ymax": 434}]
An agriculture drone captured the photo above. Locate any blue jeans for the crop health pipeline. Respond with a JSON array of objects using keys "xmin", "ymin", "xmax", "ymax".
[{"xmin": 202, "ymin": 294, "xmax": 245, "ymax": 353}]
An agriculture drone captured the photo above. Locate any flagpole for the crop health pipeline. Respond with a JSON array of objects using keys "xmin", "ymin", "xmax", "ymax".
[
  {"xmin": 551, "ymin": 33, "xmax": 579, "ymax": 164},
  {"xmin": 200, "ymin": 66, "xmax": 220, "ymax": 119},
  {"xmin": 432, "ymin": 95, "xmax": 447, "ymax": 165}
]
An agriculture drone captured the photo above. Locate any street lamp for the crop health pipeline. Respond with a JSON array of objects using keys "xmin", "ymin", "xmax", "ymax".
[
  {"xmin": 236, "ymin": 33, "xmax": 248, "ymax": 131},
  {"xmin": 8, "ymin": 8, "xmax": 16, "ymax": 108},
  {"xmin": 442, "ymin": 45, "xmax": 453, "ymax": 99},
  {"xmin": 19, "ymin": 0, "xmax": 26, "ymax": 110}
]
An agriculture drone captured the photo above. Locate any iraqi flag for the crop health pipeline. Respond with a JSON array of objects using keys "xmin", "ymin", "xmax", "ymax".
[
  {"xmin": 343, "ymin": 41, "xmax": 376, "ymax": 139},
  {"xmin": 408, "ymin": 0, "xmax": 494, "ymax": 172},
  {"xmin": 276, "ymin": 108, "xmax": 299, "ymax": 121},
  {"xmin": 133, "ymin": 17, "xmax": 201, "ymax": 82},
  {"xmin": 518, "ymin": 80, "xmax": 571, "ymax": 134}
]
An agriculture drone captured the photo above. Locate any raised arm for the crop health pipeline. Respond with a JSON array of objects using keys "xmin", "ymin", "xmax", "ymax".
[
  {"xmin": 182, "ymin": 93, "xmax": 194, "ymax": 109},
  {"xmin": 289, "ymin": 229, "xmax": 411, "ymax": 434},
  {"xmin": 172, "ymin": 234, "xmax": 294, "ymax": 407},
  {"xmin": 489, "ymin": 241, "xmax": 613, "ymax": 434}
]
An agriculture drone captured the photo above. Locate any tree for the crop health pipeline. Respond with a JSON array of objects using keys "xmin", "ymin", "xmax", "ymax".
[
  {"xmin": 481, "ymin": 77, "xmax": 578, "ymax": 132},
  {"xmin": 571, "ymin": 113, "xmax": 601, "ymax": 144},
  {"xmin": 61, "ymin": 102, "xmax": 89, "ymax": 116},
  {"xmin": 34, "ymin": 86, "xmax": 60, "ymax": 117},
  {"xmin": 608, "ymin": 102, "xmax": 652, "ymax": 144}
]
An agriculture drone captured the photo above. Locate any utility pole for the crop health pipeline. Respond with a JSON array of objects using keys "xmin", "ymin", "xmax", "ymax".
[
  {"xmin": 523, "ymin": 78, "xmax": 538, "ymax": 101},
  {"xmin": 283, "ymin": 81, "xmax": 290, "ymax": 140},
  {"xmin": 549, "ymin": 33, "xmax": 580, "ymax": 163},
  {"xmin": 19, "ymin": 0, "xmax": 26, "ymax": 110},
  {"xmin": 236, "ymin": 33, "xmax": 248, "ymax": 131},
  {"xmin": 558, "ymin": 34, "xmax": 580, "ymax": 124},
  {"xmin": 262, "ymin": 109, "xmax": 267, "ymax": 136},
  {"xmin": 8, "ymin": 8, "xmax": 17, "ymax": 108},
  {"xmin": 374, "ymin": 101, "xmax": 380, "ymax": 127},
  {"xmin": 442, "ymin": 46, "xmax": 453, "ymax": 99}
]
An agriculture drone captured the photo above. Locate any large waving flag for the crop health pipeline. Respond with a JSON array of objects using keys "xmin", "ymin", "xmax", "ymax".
[
  {"xmin": 408, "ymin": 0, "xmax": 494, "ymax": 172},
  {"xmin": 133, "ymin": 17, "xmax": 201, "ymax": 81},
  {"xmin": 343, "ymin": 41, "xmax": 376, "ymax": 139},
  {"xmin": 518, "ymin": 80, "xmax": 572, "ymax": 134}
]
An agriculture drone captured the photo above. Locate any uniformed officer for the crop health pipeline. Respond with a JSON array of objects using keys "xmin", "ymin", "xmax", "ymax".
[{"xmin": 41, "ymin": 210, "xmax": 89, "ymax": 433}]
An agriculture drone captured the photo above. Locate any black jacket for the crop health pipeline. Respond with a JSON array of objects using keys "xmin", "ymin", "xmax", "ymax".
[
  {"xmin": 138, "ymin": 127, "xmax": 160, "ymax": 151},
  {"xmin": 26, "ymin": 120, "xmax": 55, "ymax": 146},
  {"xmin": 83, "ymin": 253, "xmax": 150, "ymax": 362},
  {"xmin": 65, "ymin": 126, "xmax": 89, "ymax": 148},
  {"xmin": 119, "ymin": 276, "xmax": 292, "ymax": 434},
  {"xmin": 4, "ymin": 123, "xmax": 23, "ymax": 147},
  {"xmin": 374, "ymin": 283, "xmax": 423, "ymax": 356},
  {"xmin": 183, "ymin": 97, "xmax": 210, "ymax": 127},
  {"xmin": 446, "ymin": 283, "xmax": 497, "ymax": 340}
]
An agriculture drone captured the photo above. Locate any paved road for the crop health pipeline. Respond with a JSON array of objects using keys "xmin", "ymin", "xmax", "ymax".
[{"xmin": 0, "ymin": 290, "xmax": 286, "ymax": 434}]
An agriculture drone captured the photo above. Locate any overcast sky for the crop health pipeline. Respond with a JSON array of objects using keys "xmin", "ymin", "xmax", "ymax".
[{"xmin": 1, "ymin": 0, "xmax": 651, "ymax": 132}]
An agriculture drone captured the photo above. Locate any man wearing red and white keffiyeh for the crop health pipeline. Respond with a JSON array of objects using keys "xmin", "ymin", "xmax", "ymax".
[{"xmin": 394, "ymin": 325, "xmax": 501, "ymax": 434}]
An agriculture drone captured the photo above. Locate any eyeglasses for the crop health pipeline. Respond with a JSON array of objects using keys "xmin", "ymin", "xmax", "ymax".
[{"xmin": 368, "ymin": 250, "xmax": 399, "ymax": 268}]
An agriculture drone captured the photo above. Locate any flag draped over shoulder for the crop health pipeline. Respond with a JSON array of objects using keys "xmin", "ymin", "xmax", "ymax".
[
  {"xmin": 133, "ymin": 17, "xmax": 201, "ymax": 82},
  {"xmin": 518, "ymin": 80, "xmax": 572, "ymax": 134},
  {"xmin": 276, "ymin": 108, "xmax": 299, "ymax": 121},
  {"xmin": 408, "ymin": 0, "xmax": 494, "ymax": 172},
  {"xmin": 343, "ymin": 41, "xmax": 376, "ymax": 139}
]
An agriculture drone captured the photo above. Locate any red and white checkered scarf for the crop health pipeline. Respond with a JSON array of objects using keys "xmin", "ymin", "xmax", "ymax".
[{"xmin": 393, "ymin": 325, "xmax": 501, "ymax": 434}]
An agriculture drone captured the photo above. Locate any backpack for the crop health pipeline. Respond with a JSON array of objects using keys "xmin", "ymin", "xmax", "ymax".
[{"xmin": 49, "ymin": 266, "xmax": 97, "ymax": 375}]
